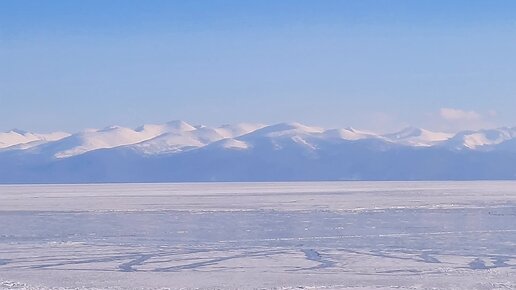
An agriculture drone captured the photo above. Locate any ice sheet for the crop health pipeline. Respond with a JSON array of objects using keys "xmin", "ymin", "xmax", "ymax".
[{"xmin": 0, "ymin": 182, "xmax": 515, "ymax": 289}]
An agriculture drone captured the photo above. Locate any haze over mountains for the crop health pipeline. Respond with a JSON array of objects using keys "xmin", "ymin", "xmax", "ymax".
[{"xmin": 2, "ymin": 120, "xmax": 516, "ymax": 183}]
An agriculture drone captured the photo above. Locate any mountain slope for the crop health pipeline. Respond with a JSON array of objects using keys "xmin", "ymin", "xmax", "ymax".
[
  {"xmin": 0, "ymin": 129, "xmax": 70, "ymax": 150},
  {"xmin": 383, "ymin": 127, "xmax": 453, "ymax": 147},
  {"xmin": 441, "ymin": 127, "xmax": 516, "ymax": 150}
]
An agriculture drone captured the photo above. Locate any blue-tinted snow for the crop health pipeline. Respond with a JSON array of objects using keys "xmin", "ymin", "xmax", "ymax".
[{"xmin": 0, "ymin": 182, "xmax": 515, "ymax": 289}]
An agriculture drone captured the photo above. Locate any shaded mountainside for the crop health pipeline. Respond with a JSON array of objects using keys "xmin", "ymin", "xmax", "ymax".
[{"xmin": 1, "ymin": 121, "xmax": 516, "ymax": 183}]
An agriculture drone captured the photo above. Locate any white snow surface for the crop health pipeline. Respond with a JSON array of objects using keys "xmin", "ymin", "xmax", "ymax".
[
  {"xmin": 132, "ymin": 122, "xmax": 263, "ymax": 154},
  {"xmin": 53, "ymin": 126, "xmax": 160, "ymax": 158},
  {"xmin": 216, "ymin": 138, "xmax": 250, "ymax": 149},
  {"xmin": 383, "ymin": 127, "xmax": 453, "ymax": 147},
  {"xmin": 215, "ymin": 123, "xmax": 266, "ymax": 138},
  {"xmin": 244, "ymin": 122, "xmax": 325, "ymax": 138},
  {"xmin": 0, "ymin": 181, "xmax": 515, "ymax": 290},
  {"xmin": 0, "ymin": 130, "xmax": 70, "ymax": 149},
  {"xmin": 3, "ymin": 121, "xmax": 516, "ymax": 158},
  {"xmin": 323, "ymin": 127, "xmax": 379, "ymax": 141},
  {"xmin": 443, "ymin": 127, "xmax": 516, "ymax": 150},
  {"xmin": 0, "ymin": 121, "xmax": 263, "ymax": 158}
]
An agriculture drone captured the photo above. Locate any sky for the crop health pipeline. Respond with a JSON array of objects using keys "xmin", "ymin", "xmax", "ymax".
[{"xmin": 1, "ymin": 0, "xmax": 516, "ymax": 133}]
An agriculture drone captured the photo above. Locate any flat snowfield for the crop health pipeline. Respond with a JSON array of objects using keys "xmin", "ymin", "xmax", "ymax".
[{"xmin": 0, "ymin": 182, "xmax": 515, "ymax": 290}]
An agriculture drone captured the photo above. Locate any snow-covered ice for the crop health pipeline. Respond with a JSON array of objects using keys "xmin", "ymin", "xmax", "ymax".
[{"xmin": 0, "ymin": 182, "xmax": 515, "ymax": 289}]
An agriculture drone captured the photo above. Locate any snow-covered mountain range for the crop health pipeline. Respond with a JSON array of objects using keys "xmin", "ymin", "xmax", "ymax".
[{"xmin": 2, "ymin": 121, "xmax": 516, "ymax": 183}]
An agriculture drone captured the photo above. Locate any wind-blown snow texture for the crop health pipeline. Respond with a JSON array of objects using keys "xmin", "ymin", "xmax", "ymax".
[
  {"xmin": 2, "ymin": 121, "xmax": 516, "ymax": 183},
  {"xmin": 0, "ymin": 182, "xmax": 515, "ymax": 289}
]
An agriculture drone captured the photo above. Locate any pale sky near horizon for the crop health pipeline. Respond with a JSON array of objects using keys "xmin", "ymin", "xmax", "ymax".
[{"xmin": 1, "ymin": 1, "xmax": 516, "ymax": 133}]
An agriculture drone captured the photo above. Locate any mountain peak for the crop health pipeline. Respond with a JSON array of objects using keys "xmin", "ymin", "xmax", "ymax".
[
  {"xmin": 383, "ymin": 127, "xmax": 452, "ymax": 147},
  {"xmin": 165, "ymin": 120, "xmax": 196, "ymax": 131},
  {"xmin": 323, "ymin": 128, "xmax": 378, "ymax": 141},
  {"xmin": 268, "ymin": 122, "xmax": 322, "ymax": 132}
]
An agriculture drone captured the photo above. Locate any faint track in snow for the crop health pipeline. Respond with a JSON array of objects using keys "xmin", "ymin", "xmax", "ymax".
[{"xmin": 118, "ymin": 254, "xmax": 154, "ymax": 272}]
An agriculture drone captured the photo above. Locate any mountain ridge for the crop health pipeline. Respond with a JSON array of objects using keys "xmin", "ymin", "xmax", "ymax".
[{"xmin": 1, "ymin": 121, "xmax": 516, "ymax": 183}]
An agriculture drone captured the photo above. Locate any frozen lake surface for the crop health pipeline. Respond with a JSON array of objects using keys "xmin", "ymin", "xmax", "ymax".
[{"xmin": 0, "ymin": 182, "xmax": 515, "ymax": 289}]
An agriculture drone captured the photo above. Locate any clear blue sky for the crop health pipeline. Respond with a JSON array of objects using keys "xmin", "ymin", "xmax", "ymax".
[{"xmin": 1, "ymin": 0, "xmax": 516, "ymax": 133}]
